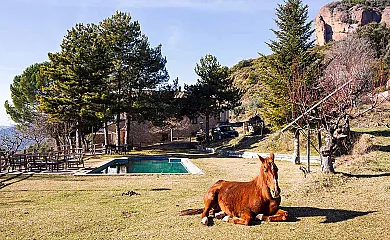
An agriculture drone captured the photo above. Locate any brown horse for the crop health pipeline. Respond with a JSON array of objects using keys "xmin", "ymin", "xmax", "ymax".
[{"xmin": 180, "ymin": 152, "xmax": 288, "ymax": 226}]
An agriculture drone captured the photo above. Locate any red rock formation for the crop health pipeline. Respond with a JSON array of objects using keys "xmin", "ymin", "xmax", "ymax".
[{"xmin": 315, "ymin": 2, "xmax": 390, "ymax": 46}]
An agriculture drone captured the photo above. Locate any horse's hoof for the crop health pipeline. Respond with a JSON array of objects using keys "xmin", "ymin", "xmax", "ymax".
[
  {"xmin": 215, "ymin": 211, "xmax": 226, "ymax": 219},
  {"xmin": 201, "ymin": 217, "xmax": 208, "ymax": 225},
  {"xmin": 222, "ymin": 216, "xmax": 230, "ymax": 222},
  {"xmin": 255, "ymin": 214, "xmax": 264, "ymax": 221}
]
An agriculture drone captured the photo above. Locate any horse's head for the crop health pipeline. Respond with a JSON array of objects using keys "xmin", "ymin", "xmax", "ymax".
[{"xmin": 258, "ymin": 152, "xmax": 280, "ymax": 199}]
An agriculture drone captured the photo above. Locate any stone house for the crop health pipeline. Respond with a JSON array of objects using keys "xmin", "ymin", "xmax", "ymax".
[{"xmin": 94, "ymin": 112, "xmax": 231, "ymax": 147}]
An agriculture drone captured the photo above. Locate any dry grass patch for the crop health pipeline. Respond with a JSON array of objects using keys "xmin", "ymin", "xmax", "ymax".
[
  {"xmin": 212, "ymin": 130, "xmax": 321, "ymax": 156},
  {"xmin": 336, "ymin": 127, "xmax": 390, "ymax": 174}
]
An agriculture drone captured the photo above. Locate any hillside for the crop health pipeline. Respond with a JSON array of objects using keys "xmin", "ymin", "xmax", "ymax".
[
  {"xmin": 229, "ymin": 1, "xmax": 390, "ymax": 124},
  {"xmin": 228, "ymin": 57, "xmax": 267, "ymax": 122},
  {"xmin": 211, "ymin": 101, "xmax": 390, "ymax": 173}
]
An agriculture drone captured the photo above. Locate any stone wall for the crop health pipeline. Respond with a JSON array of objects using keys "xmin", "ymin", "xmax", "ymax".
[{"xmin": 95, "ymin": 114, "xmax": 230, "ymax": 146}]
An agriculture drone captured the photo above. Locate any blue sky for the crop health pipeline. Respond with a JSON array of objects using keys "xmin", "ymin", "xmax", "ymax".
[{"xmin": 0, "ymin": 0, "xmax": 331, "ymax": 126}]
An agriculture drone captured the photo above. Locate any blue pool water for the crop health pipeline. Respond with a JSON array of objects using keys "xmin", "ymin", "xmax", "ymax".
[{"xmin": 88, "ymin": 156, "xmax": 203, "ymax": 174}]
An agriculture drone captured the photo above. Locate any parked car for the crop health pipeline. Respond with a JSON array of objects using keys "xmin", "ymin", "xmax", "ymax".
[
  {"xmin": 212, "ymin": 125, "xmax": 239, "ymax": 140},
  {"xmin": 196, "ymin": 129, "xmax": 205, "ymax": 142}
]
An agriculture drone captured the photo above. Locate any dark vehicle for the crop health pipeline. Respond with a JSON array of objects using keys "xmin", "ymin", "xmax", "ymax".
[
  {"xmin": 196, "ymin": 130, "xmax": 205, "ymax": 142},
  {"xmin": 212, "ymin": 125, "xmax": 239, "ymax": 140}
]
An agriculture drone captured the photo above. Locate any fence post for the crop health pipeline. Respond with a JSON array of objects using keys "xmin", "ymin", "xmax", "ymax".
[
  {"xmin": 307, "ymin": 123, "xmax": 310, "ymax": 173},
  {"xmin": 292, "ymin": 129, "xmax": 300, "ymax": 164}
]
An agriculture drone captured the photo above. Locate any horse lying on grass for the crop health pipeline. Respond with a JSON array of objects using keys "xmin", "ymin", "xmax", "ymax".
[{"xmin": 180, "ymin": 152, "xmax": 288, "ymax": 226}]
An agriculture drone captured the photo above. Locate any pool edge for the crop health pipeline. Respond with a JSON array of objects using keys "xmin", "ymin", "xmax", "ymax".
[{"xmin": 75, "ymin": 156, "xmax": 204, "ymax": 176}]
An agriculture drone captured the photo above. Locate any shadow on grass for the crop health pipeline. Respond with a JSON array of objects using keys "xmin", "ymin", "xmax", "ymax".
[
  {"xmin": 364, "ymin": 129, "xmax": 390, "ymax": 137},
  {"xmin": 151, "ymin": 188, "xmax": 171, "ymax": 191},
  {"xmin": 0, "ymin": 173, "xmax": 33, "ymax": 189},
  {"xmin": 283, "ymin": 206, "xmax": 375, "ymax": 223},
  {"xmin": 337, "ymin": 171, "xmax": 390, "ymax": 178},
  {"xmin": 211, "ymin": 135, "xmax": 265, "ymax": 151},
  {"xmin": 376, "ymin": 145, "xmax": 390, "ymax": 152},
  {"xmin": 214, "ymin": 135, "xmax": 265, "ymax": 152},
  {"xmin": 182, "ymin": 206, "xmax": 373, "ymax": 226}
]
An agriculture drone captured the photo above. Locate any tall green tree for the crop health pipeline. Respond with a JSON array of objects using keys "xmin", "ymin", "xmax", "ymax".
[
  {"xmin": 100, "ymin": 11, "xmax": 142, "ymax": 147},
  {"xmin": 100, "ymin": 11, "xmax": 169, "ymax": 147},
  {"xmin": 122, "ymin": 36, "xmax": 170, "ymax": 144},
  {"xmin": 40, "ymin": 23, "xmax": 110, "ymax": 148},
  {"xmin": 185, "ymin": 54, "xmax": 242, "ymax": 142},
  {"xmin": 4, "ymin": 62, "xmax": 58, "ymax": 149},
  {"xmin": 260, "ymin": 0, "xmax": 320, "ymax": 128},
  {"xmin": 5, "ymin": 62, "xmax": 49, "ymax": 124}
]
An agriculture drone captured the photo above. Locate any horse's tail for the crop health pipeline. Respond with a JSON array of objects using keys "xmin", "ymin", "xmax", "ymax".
[{"xmin": 179, "ymin": 208, "xmax": 203, "ymax": 216}]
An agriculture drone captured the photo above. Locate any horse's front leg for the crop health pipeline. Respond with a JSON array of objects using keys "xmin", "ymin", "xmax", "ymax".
[
  {"xmin": 223, "ymin": 211, "xmax": 252, "ymax": 226},
  {"xmin": 214, "ymin": 211, "xmax": 226, "ymax": 219},
  {"xmin": 201, "ymin": 189, "xmax": 220, "ymax": 225},
  {"xmin": 261, "ymin": 209, "xmax": 288, "ymax": 222}
]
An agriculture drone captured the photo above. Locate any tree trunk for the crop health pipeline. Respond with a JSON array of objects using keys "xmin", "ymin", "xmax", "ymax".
[
  {"xmin": 317, "ymin": 127, "xmax": 322, "ymax": 153},
  {"xmin": 75, "ymin": 122, "xmax": 82, "ymax": 149},
  {"xmin": 320, "ymin": 153, "xmax": 335, "ymax": 173},
  {"xmin": 54, "ymin": 137, "xmax": 61, "ymax": 151},
  {"xmin": 292, "ymin": 129, "xmax": 300, "ymax": 164},
  {"xmin": 65, "ymin": 124, "xmax": 73, "ymax": 152},
  {"xmin": 306, "ymin": 124, "xmax": 311, "ymax": 173},
  {"xmin": 205, "ymin": 114, "xmax": 210, "ymax": 143},
  {"xmin": 116, "ymin": 74, "xmax": 122, "ymax": 150},
  {"xmin": 125, "ymin": 112, "xmax": 131, "ymax": 146},
  {"xmin": 75, "ymin": 129, "xmax": 80, "ymax": 149},
  {"xmin": 116, "ymin": 113, "xmax": 121, "ymax": 147},
  {"xmin": 104, "ymin": 121, "xmax": 109, "ymax": 146},
  {"xmin": 320, "ymin": 115, "xmax": 351, "ymax": 173},
  {"xmin": 67, "ymin": 136, "xmax": 73, "ymax": 152},
  {"xmin": 320, "ymin": 133, "xmax": 335, "ymax": 173}
]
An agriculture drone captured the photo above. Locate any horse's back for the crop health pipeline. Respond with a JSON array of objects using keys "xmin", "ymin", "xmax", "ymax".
[
  {"xmin": 206, "ymin": 179, "xmax": 250, "ymax": 196},
  {"xmin": 217, "ymin": 181, "xmax": 258, "ymax": 207}
]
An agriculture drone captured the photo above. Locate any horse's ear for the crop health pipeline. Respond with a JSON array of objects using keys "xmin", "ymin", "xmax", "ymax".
[
  {"xmin": 270, "ymin": 152, "xmax": 275, "ymax": 162},
  {"xmin": 258, "ymin": 154, "xmax": 265, "ymax": 163}
]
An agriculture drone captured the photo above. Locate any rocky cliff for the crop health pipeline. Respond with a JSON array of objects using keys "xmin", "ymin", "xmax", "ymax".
[{"xmin": 315, "ymin": 2, "xmax": 390, "ymax": 45}]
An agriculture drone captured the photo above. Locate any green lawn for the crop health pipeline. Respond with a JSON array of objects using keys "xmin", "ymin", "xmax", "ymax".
[{"xmin": 1, "ymin": 127, "xmax": 390, "ymax": 239}]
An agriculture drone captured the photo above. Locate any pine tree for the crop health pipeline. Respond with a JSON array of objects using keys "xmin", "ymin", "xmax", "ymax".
[
  {"xmin": 5, "ymin": 62, "xmax": 49, "ymax": 124},
  {"xmin": 185, "ymin": 54, "xmax": 242, "ymax": 142},
  {"xmin": 99, "ymin": 11, "xmax": 142, "ymax": 147},
  {"xmin": 260, "ymin": 0, "xmax": 320, "ymax": 128},
  {"xmin": 40, "ymin": 23, "xmax": 110, "ymax": 148},
  {"xmin": 99, "ymin": 11, "xmax": 169, "ymax": 147}
]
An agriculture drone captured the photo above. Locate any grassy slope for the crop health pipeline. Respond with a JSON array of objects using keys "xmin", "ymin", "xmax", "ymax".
[
  {"xmin": 1, "ymin": 132, "xmax": 390, "ymax": 240},
  {"xmin": 213, "ymin": 101, "xmax": 390, "ymax": 157}
]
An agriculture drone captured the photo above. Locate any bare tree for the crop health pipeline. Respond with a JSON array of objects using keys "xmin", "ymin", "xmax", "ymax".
[
  {"xmin": 317, "ymin": 35, "xmax": 377, "ymax": 173},
  {"xmin": 287, "ymin": 59, "xmax": 322, "ymax": 164},
  {"xmin": 0, "ymin": 127, "xmax": 28, "ymax": 153},
  {"xmin": 18, "ymin": 114, "xmax": 52, "ymax": 150}
]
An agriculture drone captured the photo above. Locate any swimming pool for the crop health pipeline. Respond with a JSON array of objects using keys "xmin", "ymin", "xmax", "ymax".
[{"xmin": 87, "ymin": 156, "xmax": 203, "ymax": 175}]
